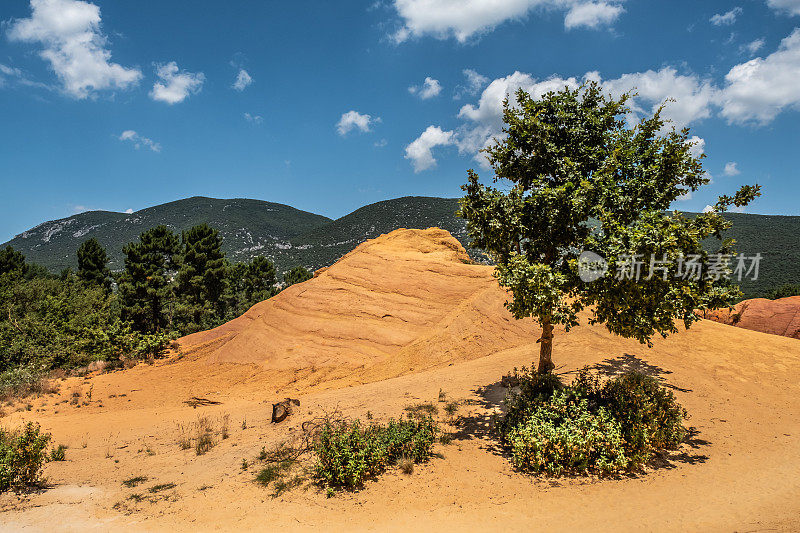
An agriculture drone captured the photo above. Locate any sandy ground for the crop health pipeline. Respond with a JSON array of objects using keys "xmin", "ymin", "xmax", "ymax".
[{"xmin": 2, "ymin": 229, "xmax": 800, "ymax": 531}]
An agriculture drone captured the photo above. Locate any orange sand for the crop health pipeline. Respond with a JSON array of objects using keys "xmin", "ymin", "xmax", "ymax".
[{"xmin": 1, "ymin": 228, "xmax": 799, "ymax": 532}]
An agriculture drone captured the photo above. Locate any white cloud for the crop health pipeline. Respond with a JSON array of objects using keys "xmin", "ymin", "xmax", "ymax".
[
  {"xmin": 687, "ymin": 136, "xmax": 705, "ymax": 159},
  {"xmin": 766, "ymin": 0, "xmax": 800, "ymax": 16},
  {"xmin": 374, "ymin": 138, "xmax": 388, "ymax": 147},
  {"xmin": 724, "ymin": 161, "xmax": 741, "ymax": 176},
  {"xmin": 600, "ymin": 68, "xmax": 718, "ymax": 129},
  {"xmin": 404, "ymin": 125, "xmax": 455, "ymax": 172},
  {"xmin": 118, "ymin": 130, "xmax": 161, "ymax": 152},
  {"xmin": 7, "ymin": 0, "xmax": 142, "ymax": 99},
  {"xmin": 742, "ymin": 38, "xmax": 765, "ymax": 55},
  {"xmin": 564, "ymin": 2, "xmax": 624, "ymax": 30},
  {"xmin": 244, "ymin": 112, "xmax": 263, "ymax": 124},
  {"xmin": 391, "ymin": 0, "xmax": 626, "ymax": 43},
  {"xmin": 408, "ymin": 77, "xmax": 442, "ymax": 99},
  {"xmin": 710, "ymin": 7, "xmax": 742, "ymax": 26},
  {"xmin": 720, "ymin": 28, "xmax": 800, "ymax": 124},
  {"xmin": 702, "ymin": 204, "xmax": 715, "ymax": 213},
  {"xmin": 232, "ymin": 69, "xmax": 252, "ymax": 91},
  {"xmin": 124, "ymin": 208, "xmax": 133, "ymax": 214},
  {"xmin": 454, "ymin": 68, "xmax": 489, "ymax": 99},
  {"xmin": 336, "ymin": 110, "xmax": 379, "ymax": 135},
  {"xmin": 149, "ymin": 62, "xmax": 204, "ymax": 104}
]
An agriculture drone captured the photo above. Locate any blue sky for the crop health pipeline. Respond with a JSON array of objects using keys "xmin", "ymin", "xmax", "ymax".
[{"xmin": 1, "ymin": 0, "xmax": 799, "ymax": 243}]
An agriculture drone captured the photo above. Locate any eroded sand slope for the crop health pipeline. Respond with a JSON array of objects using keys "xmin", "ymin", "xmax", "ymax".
[{"xmin": 1, "ymin": 228, "xmax": 799, "ymax": 532}]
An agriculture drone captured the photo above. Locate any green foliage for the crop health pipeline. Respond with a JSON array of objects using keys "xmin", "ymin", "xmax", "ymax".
[
  {"xmin": 506, "ymin": 390, "xmax": 629, "ymax": 476},
  {"xmin": 459, "ymin": 82, "xmax": 760, "ymax": 372},
  {"xmin": 0, "ymin": 366, "xmax": 48, "ymax": 402},
  {"xmin": 498, "ymin": 368, "xmax": 686, "ymax": 476},
  {"xmin": 49, "ymin": 444, "xmax": 67, "ymax": 462},
  {"xmin": 0, "ymin": 422, "xmax": 52, "ymax": 491},
  {"xmin": 174, "ymin": 224, "xmax": 227, "ymax": 333},
  {"xmin": 77, "ymin": 238, "xmax": 111, "ymax": 291},
  {"xmin": 224, "ymin": 256, "xmax": 277, "ymax": 319},
  {"xmin": 767, "ymin": 283, "xmax": 800, "ymax": 300},
  {"xmin": 0, "ymin": 246, "xmax": 27, "ymax": 277},
  {"xmin": 313, "ymin": 416, "xmax": 436, "ymax": 490},
  {"xmin": 283, "ymin": 266, "xmax": 312, "ymax": 287},
  {"xmin": 118, "ymin": 225, "xmax": 180, "ymax": 334}
]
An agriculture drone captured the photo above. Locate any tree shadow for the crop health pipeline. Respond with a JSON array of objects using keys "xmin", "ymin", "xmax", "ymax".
[
  {"xmin": 584, "ymin": 352, "xmax": 693, "ymax": 393},
  {"xmin": 449, "ymin": 380, "xmax": 509, "ymax": 457}
]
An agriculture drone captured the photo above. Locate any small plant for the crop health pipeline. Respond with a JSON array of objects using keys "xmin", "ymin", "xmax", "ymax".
[
  {"xmin": 313, "ymin": 416, "xmax": 436, "ymax": 490},
  {"xmin": 148, "ymin": 482, "xmax": 176, "ymax": 493},
  {"xmin": 127, "ymin": 493, "xmax": 145, "ymax": 502},
  {"xmin": 241, "ymin": 459, "xmax": 249, "ymax": 471},
  {"xmin": 194, "ymin": 417, "xmax": 215, "ymax": 456},
  {"xmin": 0, "ymin": 422, "xmax": 52, "ymax": 491},
  {"xmin": 438, "ymin": 433, "xmax": 453, "ymax": 445},
  {"xmin": 438, "ymin": 389, "xmax": 447, "ymax": 402},
  {"xmin": 443, "ymin": 401, "xmax": 459, "ymax": 418},
  {"xmin": 398, "ymin": 456, "xmax": 414, "ymax": 475},
  {"xmin": 255, "ymin": 459, "xmax": 294, "ymax": 486},
  {"xmin": 49, "ymin": 444, "xmax": 67, "ymax": 461},
  {"xmin": 404, "ymin": 403, "xmax": 438, "ymax": 418},
  {"xmin": 122, "ymin": 476, "xmax": 148, "ymax": 488},
  {"xmin": 241, "ymin": 419, "xmax": 247, "ymax": 430},
  {"xmin": 220, "ymin": 414, "xmax": 230, "ymax": 440}
]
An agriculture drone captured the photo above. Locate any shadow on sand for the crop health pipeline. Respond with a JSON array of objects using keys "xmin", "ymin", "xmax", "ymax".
[{"xmin": 450, "ymin": 353, "xmax": 709, "ymax": 474}]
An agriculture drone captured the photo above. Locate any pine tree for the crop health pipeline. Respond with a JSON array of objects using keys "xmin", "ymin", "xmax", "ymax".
[
  {"xmin": 283, "ymin": 266, "xmax": 312, "ymax": 287},
  {"xmin": 0, "ymin": 246, "xmax": 26, "ymax": 277},
  {"xmin": 77, "ymin": 238, "xmax": 111, "ymax": 291},
  {"xmin": 174, "ymin": 224, "xmax": 227, "ymax": 329},
  {"xmin": 245, "ymin": 256, "xmax": 276, "ymax": 302},
  {"xmin": 118, "ymin": 225, "xmax": 180, "ymax": 333}
]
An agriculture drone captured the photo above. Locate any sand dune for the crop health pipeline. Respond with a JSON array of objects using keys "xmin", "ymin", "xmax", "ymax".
[{"xmin": 2, "ymin": 228, "xmax": 800, "ymax": 531}]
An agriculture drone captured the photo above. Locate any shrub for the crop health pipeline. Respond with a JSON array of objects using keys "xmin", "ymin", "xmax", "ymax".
[
  {"xmin": 498, "ymin": 367, "xmax": 687, "ymax": 476},
  {"xmin": 49, "ymin": 444, "xmax": 67, "ymax": 462},
  {"xmin": 0, "ymin": 422, "xmax": 52, "ymax": 491},
  {"xmin": 313, "ymin": 416, "xmax": 436, "ymax": 490},
  {"xmin": 0, "ymin": 366, "xmax": 53, "ymax": 403},
  {"xmin": 505, "ymin": 390, "xmax": 629, "ymax": 476}
]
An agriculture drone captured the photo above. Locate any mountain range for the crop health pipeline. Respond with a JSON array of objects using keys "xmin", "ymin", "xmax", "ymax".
[{"xmin": 3, "ymin": 196, "xmax": 798, "ymax": 298}]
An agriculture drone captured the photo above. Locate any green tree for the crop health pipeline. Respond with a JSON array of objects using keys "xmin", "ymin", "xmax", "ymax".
[
  {"xmin": 458, "ymin": 83, "xmax": 760, "ymax": 374},
  {"xmin": 174, "ymin": 224, "xmax": 227, "ymax": 330},
  {"xmin": 283, "ymin": 266, "xmax": 312, "ymax": 287},
  {"xmin": 118, "ymin": 225, "xmax": 180, "ymax": 333},
  {"xmin": 244, "ymin": 256, "xmax": 276, "ymax": 302},
  {"xmin": 76, "ymin": 238, "xmax": 111, "ymax": 291},
  {"xmin": 0, "ymin": 246, "xmax": 26, "ymax": 277}
]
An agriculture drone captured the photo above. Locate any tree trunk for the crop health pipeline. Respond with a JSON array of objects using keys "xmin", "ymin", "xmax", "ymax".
[{"xmin": 537, "ymin": 317, "xmax": 555, "ymax": 374}]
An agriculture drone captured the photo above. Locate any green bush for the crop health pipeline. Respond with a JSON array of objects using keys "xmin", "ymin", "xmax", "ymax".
[
  {"xmin": 0, "ymin": 366, "xmax": 49, "ymax": 402},
  {"xmin": 506, "ymin": 390, "xmax": 629, "ymax": 476},
  {"xmin": 313, "ymin": 416, "xmax": 436, "ymax": 489},
  {"xmin": 498, "ymin": 368, "xmax": 687, "ymax": 477},
  {"xmin": 0, "ymin": 422, "xmax": 52, "ymax": 491}
]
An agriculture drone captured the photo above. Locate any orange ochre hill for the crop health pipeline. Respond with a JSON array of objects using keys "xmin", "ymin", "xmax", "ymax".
[
  {"xmin": 706, "ymin": 295, "xmax": 800, "ymax": 340},
  {"xmin": 177, "ymin": 227, "xmax": 533, "ymax": 382},
  {"xmin": 3, "ymin": 227, "xmax": 800, "ymax": 532}
]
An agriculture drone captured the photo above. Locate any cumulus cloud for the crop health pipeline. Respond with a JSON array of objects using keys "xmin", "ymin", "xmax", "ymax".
[
  {"xmin": 564, "ymin": 2, "xmax": 625, "ymax": 30},
  {"xmin": 719, "ymin": 28, "xmax": 800, "ymax": 124},
  {"xmin": 124, "ymin": 208, "xmax": 134, "ymax": 214},
  {"xmin": 6, "ymin": 0, "xmax": 142, "ymax": 99},
  {"xmin": 709, "ymin": 7, "xmax": 742, "ymax": 26},
  {"xmin": 149, "ymin": 62, "xmax": 204, "ymax": 104},
  {"xmin": 404, "ymin": 125, "xmax": 455, "ymax": 172},
  {"xmin": 243, "ymin": 112, "xmax": 263, "ymax": 124},
  {"xmin": 391, "ymin": 0, "xmax": 626, "ymax": 43},
  {"xmin": 724, "ymin": 161, "xmax": 741, "ymax": 176},
  {"xmin": 766, "ymin": 0, "xmax": 800, "ymax": 16},
  {"xmin": 687, "ymin": 136, "xmax": 706, "ymax": 159},
  {"xmin": 336, "ymin": 110, "xmax": 379, "ymax": 135},
  {"xmin": 232, "ymin": 69, "xmax": 252, "ymax": 91},
  {"xmin": 404, "ymin": 29, "xmax": 800, "ymax": 171},
  {"xmin": 118, "ymin": 130, "xmax": 161, "ymax": 152},
  {"xmin": 408, "ymin": 77, "xmax": 442, "ymax": 99}
]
